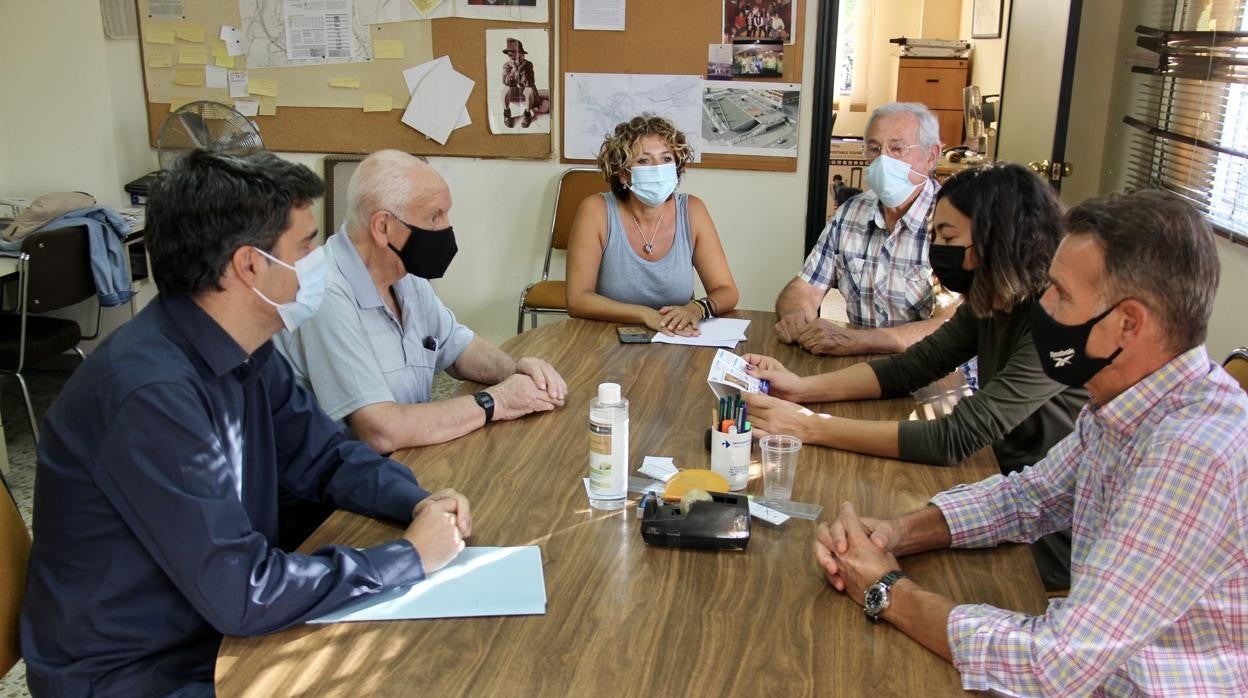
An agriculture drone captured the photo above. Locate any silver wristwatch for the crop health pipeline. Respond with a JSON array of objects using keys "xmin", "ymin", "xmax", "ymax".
[{"xmin": 863, "ymin": 570, "xmax": 906, "ymax": 623}]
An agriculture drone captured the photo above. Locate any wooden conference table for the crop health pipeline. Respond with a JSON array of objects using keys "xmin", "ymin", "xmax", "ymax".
[{"xmin": 216, "ymin": 310, "xmax": 1046, "ymax": 696}]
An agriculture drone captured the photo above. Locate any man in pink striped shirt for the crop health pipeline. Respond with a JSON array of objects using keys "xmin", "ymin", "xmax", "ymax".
[{"xmin": 815, "ymin": 190, "xmax": 1248, "ymax": 695}]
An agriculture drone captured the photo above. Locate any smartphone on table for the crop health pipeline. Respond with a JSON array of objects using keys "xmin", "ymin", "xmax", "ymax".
[{"xmin": 616, "ymin": 326, "xmax": 650, "ymax": 344}]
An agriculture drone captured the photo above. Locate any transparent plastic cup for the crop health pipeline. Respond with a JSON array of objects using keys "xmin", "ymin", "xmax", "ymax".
[{"xmin": 760, "ymin": 435, "xmax": 802, "ymax": 501}]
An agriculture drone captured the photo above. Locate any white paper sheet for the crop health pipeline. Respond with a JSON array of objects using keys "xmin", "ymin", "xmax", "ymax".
[
  {"xmin": 283, "ymin": 0, "xmax": 355, "ymax": 61},
  {"xmin": 233, "ymin": 98, "xmax": 260, "ymax": 117},
  {"xmin": 227, "ymin": 71, "xmax": 249, "ymax": 99},
  {"xmin": 219, "ymin": 25, "xmax": 245, "ymax": 56},
  {"xmin": 204, "ymin": 65, "xmax": 228, "ymax": 89},
  {"xmin": 147, "ymin": 0, "xmax": 184, "ymax": 19},
  {"xmin": 650, "ymin": 317, "xmax": 750, "ymax": 349},
  {"xmin": 401, "ymin": 59, "xmax": 474, "ymax": 144},
  {"xmin": 573, "ymin": 0, "xmax": 625, "ymax": 31},
  {"xmin": 403, "ymin": 57, "xmax": 471, "ymax": 129},
  {"xmin": 101, "ymin": 0, "xmax": 139, "ymax": 39},
  {"xmin": 308, "ymin": 546, "xmax": 546, "ymax": 623}
]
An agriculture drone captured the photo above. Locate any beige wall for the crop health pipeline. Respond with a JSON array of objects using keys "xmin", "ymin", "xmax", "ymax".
[
  {"xmin": 959, "ymin": 0, "xmax": 1010, "ymax": 100},
  {"xmin": 921, "ymin": 0, "xmax": 963, "ymax": 39},
  {"xmin": 0, "ymin": 1, "xmax": 152, "ymax": 207}
]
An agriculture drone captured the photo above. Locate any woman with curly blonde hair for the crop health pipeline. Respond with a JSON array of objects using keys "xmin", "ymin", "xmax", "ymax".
[{"xmin": 566, "ymin": 115, "xmax": 738, "ymax": 336}]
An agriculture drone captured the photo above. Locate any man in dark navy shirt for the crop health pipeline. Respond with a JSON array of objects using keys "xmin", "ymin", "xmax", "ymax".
[{"xmin": 20, "ymin": 150, "xmax": 472, "ymax": 697}]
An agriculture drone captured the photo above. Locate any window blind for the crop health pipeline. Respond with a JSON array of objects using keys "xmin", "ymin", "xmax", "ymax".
[{"xmin": 1124, "ymin": 0, "xmax": 1248, "ymax": 242}]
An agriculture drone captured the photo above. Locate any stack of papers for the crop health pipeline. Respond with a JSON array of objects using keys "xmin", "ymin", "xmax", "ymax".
[
  {"xmin": 402, "ymin": 56, "xmax": 475, "ymax": 145},
  {"xmin": 308, "ymin": 546, "xmax": 546, "ymax": 623},
  {"xmin": 649, "ymin": 317, "xmax": 750, "ymax": 348}
]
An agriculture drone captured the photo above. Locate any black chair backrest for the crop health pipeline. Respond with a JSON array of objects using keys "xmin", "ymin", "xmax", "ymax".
[{"xmin": 20, "ymin": 225, "xmax": 96, "ymax": 313}]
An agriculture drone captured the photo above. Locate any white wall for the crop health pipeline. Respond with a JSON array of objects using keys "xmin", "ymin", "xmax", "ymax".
[
  {"xmin": 0, "ymin": 0, "xmax": 815, "ymax": 346},
  {"xmin": 959, "ymin": 0, "xmax": 1010, "ymax": 99},
  {"xmin": 0, "ymin": 0, "xmax": 154, "ymax": 207}
]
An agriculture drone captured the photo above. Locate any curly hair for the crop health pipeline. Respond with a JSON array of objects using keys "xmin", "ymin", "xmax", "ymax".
[
  {"xmin": 934, "ymin": 162, "xmax": 1064, "ymax": 318},
  {"xmin": 595, "ymin": 114, "xmax": 694, "ymax": 201}
]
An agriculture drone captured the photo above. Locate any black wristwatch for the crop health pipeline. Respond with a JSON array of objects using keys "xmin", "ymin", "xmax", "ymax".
[
  {"xmin": 473, "ymin": 391, "xmax": 495, "ymax": 422},
  {"xmin": 863, "ymin": 570, "xmax": 906, "ymax": 623}
]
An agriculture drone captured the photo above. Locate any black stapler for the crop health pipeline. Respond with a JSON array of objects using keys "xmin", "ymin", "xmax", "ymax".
[{"xmin": 640, "ymin": 491, "xmax": 751, "ymax": 550}]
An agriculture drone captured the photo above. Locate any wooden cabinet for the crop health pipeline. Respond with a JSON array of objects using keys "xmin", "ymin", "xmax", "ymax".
[{"xmin": 896, "ymin": 57, "xmax": 969, "ymax": 148}]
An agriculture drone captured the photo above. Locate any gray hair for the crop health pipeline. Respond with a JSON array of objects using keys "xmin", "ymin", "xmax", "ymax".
[
  {"xmin": 345, "ymin": 150, "xmax": 432, "ymax": 236},
  {"xmin": 1064, "ymin": 190, "xmax": 1219, "ymax": 352},
  {"xmin": 866, "ymin": 102, "xmax": 942, "ymax": 149}
]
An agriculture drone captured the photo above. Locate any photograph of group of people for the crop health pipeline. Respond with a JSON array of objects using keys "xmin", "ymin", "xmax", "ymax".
[{"xmin": 722, "ymin": 0, "xmax": 793, "ymax": 43}]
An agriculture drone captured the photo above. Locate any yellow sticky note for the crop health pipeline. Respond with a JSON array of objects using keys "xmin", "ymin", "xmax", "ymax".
[
  {"xmin": 174, "ymin": 68, "xmax": 205, "ymax": 87},
  {"xmin": 178, "ymin": 46, "xmax": 208, "ymax": 65},
  {"xmin": 362, "ymin": 93, "xmax": 393, "ymax": 112},
  {"xmin": 176, "ymin": 24, "xmax": 205, "ymax": 43},
  {"xmin": 258, "ymin": 99, "xmax": 278, "ymax": 116},
  {"xmin": 146, "ymin": 26, "xmax": 176, "ymax": 45},
  {"xmin": 146, "ymin": 47, "xmax": 173, "ymax": 68},
  {"xmin": 248, "ymin": 78, "xmax": 278, "ymax": 97},
  {"xmin": 169, "ymin": 97, "xmax": 197, "ymax": 112},
  {"xmin": 212, "ymin": 42, "xmax": 235, "ymax": 68},
  {"xmin": 374, "ymin": 40, "xmax": 404, "ymax": 59},
  {"xmin": 329, "ymin": 77, "xmax": 361, "ymax": 89}
]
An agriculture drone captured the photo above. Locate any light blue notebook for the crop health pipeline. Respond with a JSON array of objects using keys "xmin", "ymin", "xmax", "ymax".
[{"xmin": 308, "ymin": 546, "xmax": 546, "ymax": 623}]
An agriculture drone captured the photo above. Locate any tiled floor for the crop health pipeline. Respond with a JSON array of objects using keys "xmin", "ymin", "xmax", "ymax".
[{"xmin": 0, "ymin": 363, "xmax": 462, "ymax": 695}]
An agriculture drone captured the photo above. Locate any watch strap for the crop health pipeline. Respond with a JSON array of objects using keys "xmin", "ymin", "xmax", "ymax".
[
  {"xmin": 473, "ymin": 391, "xmax": 495, "ymax": 422},
  {"xmin": 877, "ymin": 570, "xmax": 906, "ymax": 587}
]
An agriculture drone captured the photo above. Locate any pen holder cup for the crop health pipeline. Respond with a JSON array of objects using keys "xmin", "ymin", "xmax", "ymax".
[{"xmin": 710, "ymin": 429, "xmax": 751, "ymax": 491}]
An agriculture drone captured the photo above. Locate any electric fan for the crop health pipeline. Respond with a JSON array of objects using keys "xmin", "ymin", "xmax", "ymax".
[{"xmin": 155, "ymin": 100, "xmax": 264, "ymax": 170}]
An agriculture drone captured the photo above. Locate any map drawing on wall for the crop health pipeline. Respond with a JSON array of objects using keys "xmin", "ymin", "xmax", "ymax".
[
  {"xmin": 563, "ymin": 73, "xmax": 703, "ymax": 161},
  {"xmin": 239, "ymin": 0, "xmax": 388, "ymax": 67}
]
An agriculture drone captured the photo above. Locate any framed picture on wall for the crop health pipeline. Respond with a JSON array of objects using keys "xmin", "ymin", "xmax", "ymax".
[{"xmin": 972, "ymin": 0, "xmax": 1003, "ymax": 39}]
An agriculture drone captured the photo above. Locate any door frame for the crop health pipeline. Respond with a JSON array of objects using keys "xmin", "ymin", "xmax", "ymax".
[
  {"xmin": 996, "ymin": 0, "xmax": 1084, "ymax": 191},
  {"xmin": 802, "ymin": 0, "xmax": 840, "ymax": 257}
]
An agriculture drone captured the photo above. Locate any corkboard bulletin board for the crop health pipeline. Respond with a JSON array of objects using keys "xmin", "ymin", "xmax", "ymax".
[
  {"xmin": 558, "ymin": 0, "xmax": 805, "ymax": 173},
  {"xmin": 138, "ymin": 1, "xmax": 552, "ymax": 159}
]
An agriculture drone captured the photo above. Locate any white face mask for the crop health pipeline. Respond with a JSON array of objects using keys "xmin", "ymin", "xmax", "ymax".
[
  {"xmin": 865, "ymin": 154, "xmax": 922, "ymax": 208},
  {"xmin": 251, "ymin": 246, "xmax": 327, "ymax": 332},
  {"xmin": 627, "ymin": 163, "xmax": 678, "ymax": 208}
]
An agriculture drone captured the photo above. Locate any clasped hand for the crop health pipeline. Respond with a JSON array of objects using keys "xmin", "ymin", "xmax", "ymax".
[
  {"xmin": 774, "ymin": 316, "xmax": 865, "ymax": 356},
  {"xmin": 813, "ymin": 502, "xmax": 901, "ymax": 605},
  {"xmin": 405, "ymin": 488, "xmax": 472, "ymax": 573}
]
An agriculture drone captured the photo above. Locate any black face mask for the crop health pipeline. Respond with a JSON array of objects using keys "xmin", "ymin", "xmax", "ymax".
[
  {"xmin": 928, "ymin": 243, "xmax": 975, "ymax": 294},
  {"xmin": 1029, "ymin": 299, "xmax": 1124, "ymax": 388},
  {"xmin": 388, "ymin": 217, "xmax": 457, "ymax": 279}
]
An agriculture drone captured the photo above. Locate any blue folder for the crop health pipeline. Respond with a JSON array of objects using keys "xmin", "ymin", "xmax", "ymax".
[{"xmin": 308, "ymin": 546, "xmax": 546, "ymax": 623}]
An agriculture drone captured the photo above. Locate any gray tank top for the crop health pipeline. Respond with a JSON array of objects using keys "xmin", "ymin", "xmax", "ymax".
[{"xmin": 595, "ymin": 192, "xmax": 695, "ymax": 308}]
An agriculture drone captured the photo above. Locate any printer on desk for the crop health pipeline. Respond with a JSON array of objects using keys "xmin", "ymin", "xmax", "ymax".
[{"xmin": 124, "ymin": 172, "xmax": 161, "ymax": 207}]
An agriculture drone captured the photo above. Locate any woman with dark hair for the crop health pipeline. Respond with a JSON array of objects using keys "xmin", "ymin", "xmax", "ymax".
[
  {"xmin": 743, "ymin": 162, "xmax": 1086, "ymax": 590},
  {"xmin": 566, "ymin": 114, "xmax": 738, "ymax": 336}
]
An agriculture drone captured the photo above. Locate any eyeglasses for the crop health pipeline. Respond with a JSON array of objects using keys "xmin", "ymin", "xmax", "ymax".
[{"xmin": 864, "ymin": 143, "xmax": 922, "ymax": 159}]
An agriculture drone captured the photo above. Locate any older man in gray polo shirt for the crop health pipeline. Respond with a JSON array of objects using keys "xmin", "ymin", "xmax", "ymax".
[{"xmin": 276, "ymin": 150, "xmax": 566, "ymax": 455}]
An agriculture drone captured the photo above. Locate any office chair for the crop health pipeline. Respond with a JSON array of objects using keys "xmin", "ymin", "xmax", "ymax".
[
  {"xmin": 516, "ymin": 168, "xmax": 611, "ymax": 333},
  {"xmin": 1224, "ymin": 347, "xmax": 1248, "ymax": 394},
  {"xmin": 0, "ymin": 226, "xmax": 100, "ymax": 441},
  {"xmin": 0, "ymin": 471, "xmax": 30, "ymax": 678}
]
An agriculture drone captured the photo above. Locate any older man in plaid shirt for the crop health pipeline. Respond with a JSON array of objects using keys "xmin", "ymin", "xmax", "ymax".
[
  {"xmin": 774, "ymin": 102, "xmax": 958, "ymax": 356},
  {"xmin": 814, "ymin": 190, "xmax": 1247, "ymax": 695}
]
